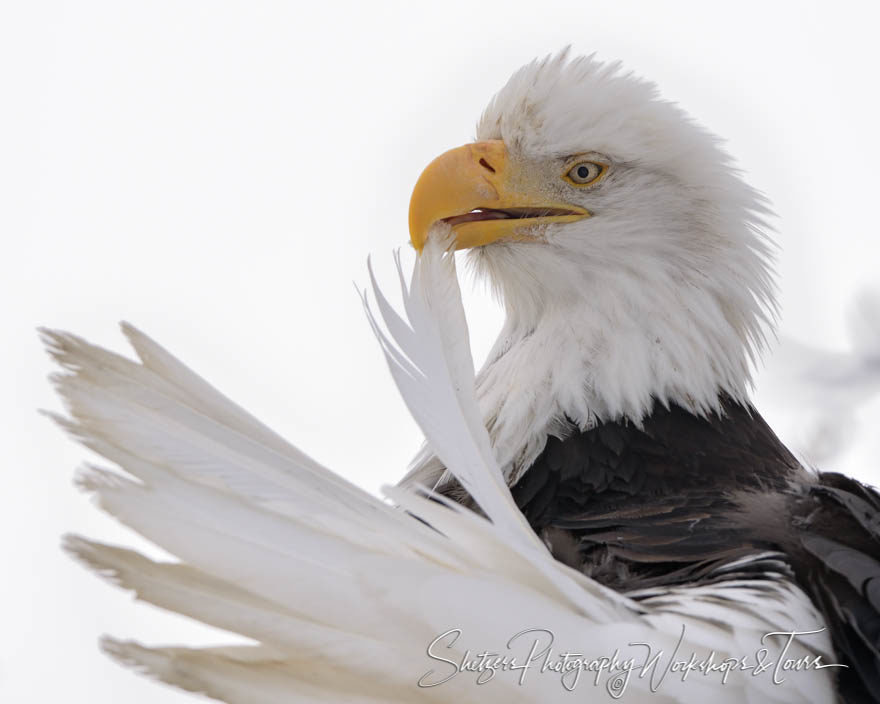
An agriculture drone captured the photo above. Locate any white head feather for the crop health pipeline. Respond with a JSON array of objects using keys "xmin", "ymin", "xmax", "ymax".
[{"xmin": 405, "ymin": 51, "xmax": 778, "ymax": 487}]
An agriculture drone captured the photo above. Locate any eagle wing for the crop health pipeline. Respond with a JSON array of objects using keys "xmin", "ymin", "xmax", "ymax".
[{"xmin": 509, "ymin": 402, "xmax": 880, "ymax": 701}]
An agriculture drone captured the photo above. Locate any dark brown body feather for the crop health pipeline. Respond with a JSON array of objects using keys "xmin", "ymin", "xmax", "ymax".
[{"xmin": 441, "ymin": 399, "xmax": 880, "ymax": 702}]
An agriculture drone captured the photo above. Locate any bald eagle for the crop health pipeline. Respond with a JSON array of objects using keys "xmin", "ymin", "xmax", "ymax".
[{"xmin": 46, "ymin": 52, "xmax": 879, "ymax": 703}]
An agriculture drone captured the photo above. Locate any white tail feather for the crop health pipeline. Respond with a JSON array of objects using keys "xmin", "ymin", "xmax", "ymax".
[{"xmin": 45, "ymin": 239, "xmax": 836, "ymax": 702}]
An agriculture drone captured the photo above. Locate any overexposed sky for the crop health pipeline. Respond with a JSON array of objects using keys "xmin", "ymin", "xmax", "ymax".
[{"xmin": 3, "ymin": 1, "xmax": 880, "ymax": 702}]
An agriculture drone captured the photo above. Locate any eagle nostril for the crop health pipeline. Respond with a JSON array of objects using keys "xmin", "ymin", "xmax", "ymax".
[{"xmin": 478, "ymin": 158, "xmax": 496, "ymax": 173}]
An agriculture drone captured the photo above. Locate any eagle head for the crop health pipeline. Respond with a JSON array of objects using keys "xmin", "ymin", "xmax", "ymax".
[{"xmin": 406, "ymin": 51, "xmax": 778, "ymax": 483}]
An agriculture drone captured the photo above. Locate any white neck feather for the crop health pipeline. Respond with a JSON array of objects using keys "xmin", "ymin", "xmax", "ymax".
[{"xmin": 470, "ymin": 239, "xmax": 761, "ymax": 483}]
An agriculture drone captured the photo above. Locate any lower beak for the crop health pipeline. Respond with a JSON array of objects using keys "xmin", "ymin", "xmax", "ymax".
[{"xmin": 408, "ymin": 140, "xmax": 589, "ymax": 252}]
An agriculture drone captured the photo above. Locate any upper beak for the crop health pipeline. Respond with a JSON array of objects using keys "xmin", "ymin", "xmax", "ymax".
[{"xmin": 408, "ymin": 140, "xmax": 588, "ymax": 251}]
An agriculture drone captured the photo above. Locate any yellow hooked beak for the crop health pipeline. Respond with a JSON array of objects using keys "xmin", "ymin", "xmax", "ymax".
[{"xmin": 408, "ymin": 140, "xmax": 589, "ymax": 251}]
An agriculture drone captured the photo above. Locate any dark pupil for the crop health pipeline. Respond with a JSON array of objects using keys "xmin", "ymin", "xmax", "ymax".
[{"xmin": 576, "ymin": 165, "xmax": 591, "ymax": 180}]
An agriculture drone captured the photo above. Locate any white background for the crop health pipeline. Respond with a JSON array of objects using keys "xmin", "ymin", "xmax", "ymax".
[{"xmin": 3, "ymin": 1, "xmax": 880, "ymax": 702}]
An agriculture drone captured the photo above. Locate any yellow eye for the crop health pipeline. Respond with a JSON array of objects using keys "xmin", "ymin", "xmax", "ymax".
[{"xmin": 564, "ymin": 160, "xmax": 607, "ymax": 187}]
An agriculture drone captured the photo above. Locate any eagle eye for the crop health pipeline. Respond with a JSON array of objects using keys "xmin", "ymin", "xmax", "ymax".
[{"xmin": 564, "ymin": 160, "xmax": 607, "ymax": 187}]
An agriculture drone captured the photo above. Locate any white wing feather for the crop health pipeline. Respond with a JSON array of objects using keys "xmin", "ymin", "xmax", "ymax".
[{"xmin": 46, "ymin": 235, "xmax": 837, "ymax": 702}]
